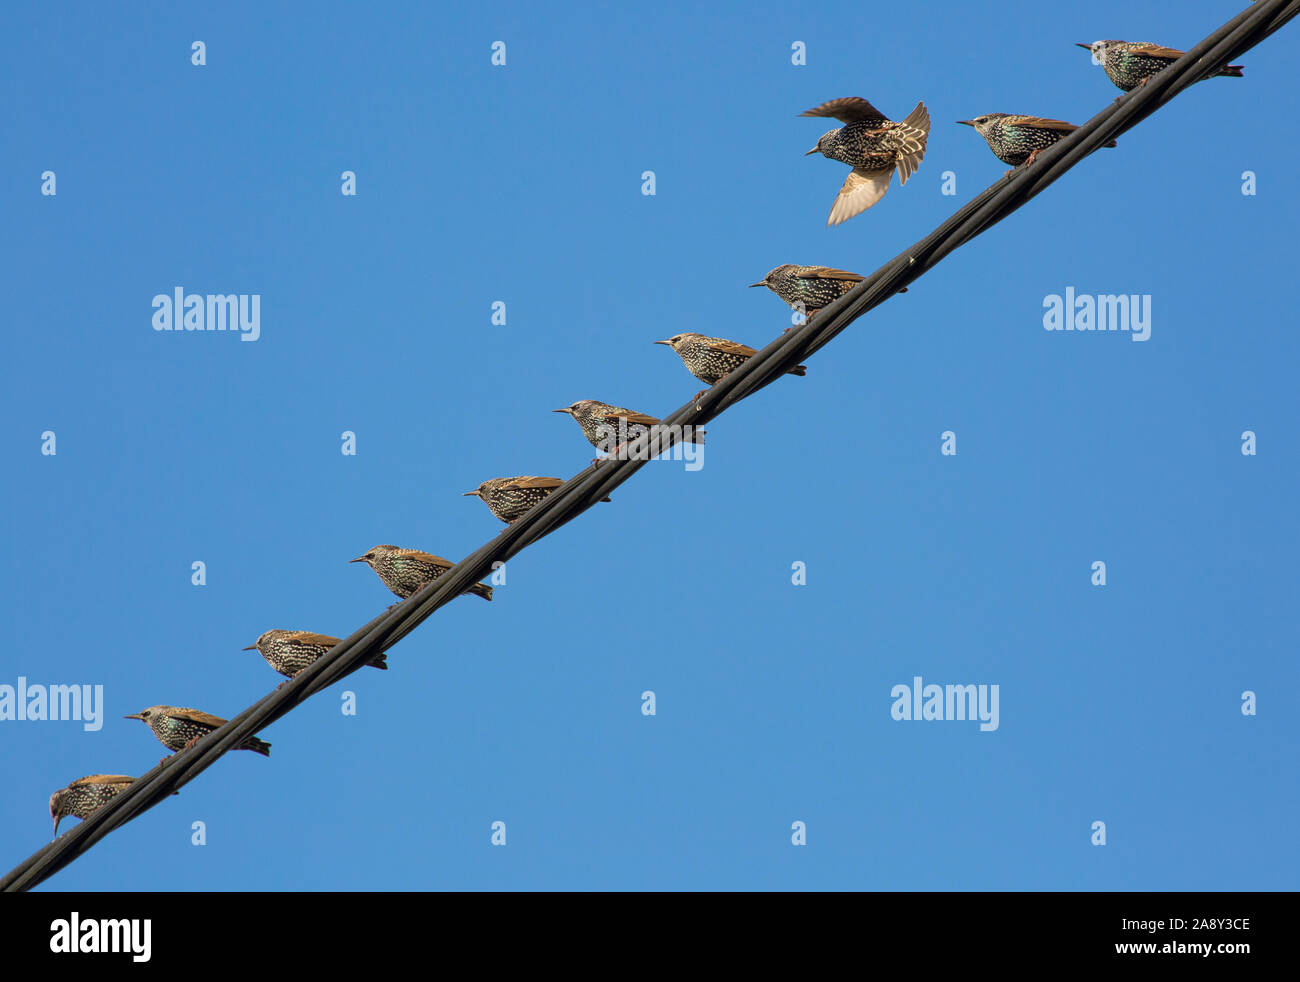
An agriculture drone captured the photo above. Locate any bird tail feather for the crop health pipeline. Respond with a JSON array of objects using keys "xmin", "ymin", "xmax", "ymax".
[{"xmin": 894, "ymin": 102, "xmax": 930, "ymax": 186}]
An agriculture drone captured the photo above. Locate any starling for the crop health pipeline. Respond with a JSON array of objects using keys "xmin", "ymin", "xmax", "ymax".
[
  {"xmin": 464, "ymin": 476, "xmax": 610, "ymax": 524},
  {"xmin": 749, "ymin": 264, "xmax": 867, "ymax": 322},
  {"xmin": 957, "ymin": 114, "xmax": 1117, "ymax": 169},
  {"xmin": 349, "ymin": 544, "xmax": 493, "ymax": 601},
  {"xmin": 244, "ymin": 629, "xmax": 390, "ymax": 681},
  {"xmin": 801, "ymin": 97, "xmax": 930, "ymax": 225},
  {"xmin": 554, "ymin": 400, "xmax": 659, "ymax": 452},
  {"xmin": 124, "ymin": 705, "xmax": 271, "ymax": 757},
  {"xmin": 49, "ymin": 775, "xmax": 134, "ymax": 838},
  {"xmin": 1077, "ymin": 40, "xmax": 1243, "ymax": 92},
  {"xmin": 656, "ymin": 333, "xmax": 806, "ymax": 387},
  {"xmin": 49, "ymin": 775, "xmax": 179, "ymax": 838}
]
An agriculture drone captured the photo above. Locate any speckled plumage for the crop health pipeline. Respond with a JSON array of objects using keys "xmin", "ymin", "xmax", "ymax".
[
  {"xmin": 124, "ymin": 705, "xmax": 271, "ymax": 756},
  {"xmin": 749, "ymin": 265, "xmax": 865, "ymax": 319},
  {"xmin": 49, "ymin": 775, "xmax": 135, "ymax": 838},
  {"xmin": 554, "ymin": 400, "xmax": 658, "ymax": 451},
  {"xmin": 244, "ymin": 628, "xmax": 389, "ymax": 680},
  {"xmin": 350, "ymin": 544, "xmax": 493, "ymax": 601},
  {"xmin": 555, "ymin": 400, "xmax": 705, "ymax": 460},
  {"xmin": 1078, "ymin": 40, "xmax": 1243, "ymax": 92},
  {"xmin": 656, "ymin": 333, "xmax": 807, "ymax": 386},
  {"xmin": 802, "ymin": 97, "xmax": 930, "ymax": 225},
  {"xmin": 958, "ymin": 113, "xmax": 1117, "ymax": 168},
  {"xmin": 464, "ymin": 476, "xmax": 610, "ymax": 524}
]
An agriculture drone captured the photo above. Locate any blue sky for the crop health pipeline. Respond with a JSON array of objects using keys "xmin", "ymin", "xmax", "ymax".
[{"xmin": 3, "ymin": 0, "xmax": 1296, "ymax": 890}]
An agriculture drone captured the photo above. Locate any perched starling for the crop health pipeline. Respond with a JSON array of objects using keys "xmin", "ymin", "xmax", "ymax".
[
  {"xmin": 244, "ymin": 628, "xmax": 390, "ymax": 681},
  {"xmin": 656, "ymin": 333, "xmax": 806, "ymax": 405},
  {"xmin": 801, "ymin": 97, "xmax": 930, "ymax": 225},
  {"xmin": 749, "ymin": 264, "xmax": 867, "ymax": 322},
  {"xmin": 464, "ymin": 476, "xmax": 610, "ymax": 524},
  {"xmin": 1078, "ymin": 40, "xmax": 1243, "ymax": 92},
  {"xmin": 555, "ymin": 400, "xmax": 706, "ymax": 462},
  {"xmin": 124, "ymin": 705, "xmax": 271, "ymax": 757},
  {"xmin": 554, "ymin": 400, "xmax": 659, "ymax": 451},
  {"xmin": 349, "ymin": 544, "xmax": 493, "ymax": 601},
  {"xmin": 49, "ymin": 775, "xmax": 135, "ymax": 838},
  {"xmin": 957, "ymin": 114, "xmax": 1117, "ymax": 169},
  {"xmin": 49, "ymin": 775, "xmax": 179, "ymax": 838}
]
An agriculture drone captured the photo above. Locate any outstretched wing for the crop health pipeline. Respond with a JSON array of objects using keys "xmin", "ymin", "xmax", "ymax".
[
  {"xmin": 801, "ymin": 96, "xmax": 888, "ymax": 124},
  {"xmin": 828, "ymin": 167, "xmax": 893, "ymax": 226}
]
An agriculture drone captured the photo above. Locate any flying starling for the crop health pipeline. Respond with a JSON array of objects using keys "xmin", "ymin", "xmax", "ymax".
[
  {"xmin": 244, "ymin": 628, "xmax": 390, "ymax": 681},
  {"xmin": 801, "ymin": 97, "xmax": 930, "ymax": 225},
  {"xmin": 1077, "ymin": 40, "xmax": 1243, "ymax": 92},
  {"xmin": 49, "ymin": 775, "xmax": 134, "ymax": 838},
  {"xmin": 350, "ymin": 544, "xmax": 493, "ymax": 601},
  {"xmin": 957, "ymin": 114, "xmax": 1117, "ymax": 169},
  {"xmin": 655, "ymin": 332, "xmax": 806, "ymax": 403},
  {"xmin": 464, "ymin": 476, "xmax": 610, "ymax": 524},
  {"xmin": 124, "ymin": 705, "xmax": 271, "ymax": 757}
]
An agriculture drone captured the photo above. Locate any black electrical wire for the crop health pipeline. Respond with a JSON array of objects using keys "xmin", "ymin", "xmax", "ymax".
[{"xmin": 5, "ymin": 0, "xmax": 1295, "ymax": 892}]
